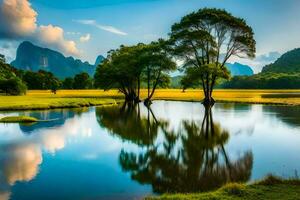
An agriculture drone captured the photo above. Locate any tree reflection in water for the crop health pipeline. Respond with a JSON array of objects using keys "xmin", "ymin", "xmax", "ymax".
[{"xmin": 97, "ymin": 103, "xmax": 253, "ymax": 194}]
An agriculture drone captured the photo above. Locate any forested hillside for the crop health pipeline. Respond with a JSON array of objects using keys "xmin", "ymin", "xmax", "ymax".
[{"xmin": 222, "ymin": 48, "xmax": 300, "ymax": 89}]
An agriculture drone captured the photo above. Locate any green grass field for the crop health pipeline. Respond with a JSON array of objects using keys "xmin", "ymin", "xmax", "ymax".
[
  {"xmin": 1, "ymin": 89, "xmax": 300, "ymax": 110},
  {"xmin": 146, "ymin": 176, "xmax": 300, "ymax": 200}
]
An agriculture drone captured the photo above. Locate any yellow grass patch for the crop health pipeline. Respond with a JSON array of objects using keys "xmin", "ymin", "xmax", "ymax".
[{"xmin": 0, "ymin": 89, "xmax": 300, "ymax": 111}]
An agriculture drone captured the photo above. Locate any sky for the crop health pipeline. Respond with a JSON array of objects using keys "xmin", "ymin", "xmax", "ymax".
[{"xmin": 0, "ymin": 0, "xmax": 300, "ymax": 72}]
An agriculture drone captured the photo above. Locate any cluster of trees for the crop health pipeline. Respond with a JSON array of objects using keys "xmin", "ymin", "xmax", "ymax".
[
  {"xmin": 94, "ymin": 8, "xmax": 256, "ymax": 105},
  {"xmin": 0, "ymin": 53, "xmax": 94, "ymax": 95},
  {"xmin": 222, "ymin": 72, "xmax": 300, "ymax": 89},
  {"xmin": 94, "ymin": 41, "xmax": 176, "ymax": 105},
  {"xmin": 62, "ymin": 72, "xmax": 93, "ymax": 89},
  {"xmin": 0, "ymin": 54, "xmax": 27, "ymax": 95}
]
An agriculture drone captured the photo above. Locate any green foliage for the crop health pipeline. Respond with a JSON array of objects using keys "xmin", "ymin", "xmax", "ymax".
[
  {"xmin": 0, "ymin": 77, "xmax": 27, "ymax": 95},
  {"xmin": 222, "ymin": 183, "xmax": 246, "ymax": 196},
  {"xmin": 62, "ymin": 77, "xmax": 74, "ymax": 89},
  {"xmin": 0, "ymin": 60, "xmax": 27, "ymax": 95},
  {"xmin": 169, "ymin": 8, "xmax": 256, "ymax": 102},
  {"xmin": 0, "ymin": 54, "xmax": 5, "ymax": 64},
  {"xmin": 262, "ymin": 48, "xmax": 300, "ymax": 73},
  {"xmin": 146, "ymin": 178, "xmax": 300, "ymax": 200},
  {"xmin": 95, "ymin": 41, "xmax": 176, "ymax": 102},
  {"xmin": 73, "ymin": 72, "xmax": 92, "ymax": 89},
  {"xmin": 142, "ymin": 40, "xmax": 176, "ymax": 102},
  {"xmin": 23, "ymin": 70, "xmax": 61, "ymax": 90},
  {"xmin": 222, "ymin": 72, "xmax": 300, "ymax": 89},
  {"xmin": 94, "ymin": 44, "xmax": 146, "ymax": 102}
]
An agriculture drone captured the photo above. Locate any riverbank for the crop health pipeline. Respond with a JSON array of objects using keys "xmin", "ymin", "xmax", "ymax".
[
  {"xmin": 146, "ymin": 176, "xmax": 300, "ymax": 200},
  {"xmin": 1, "ymin": 89, "xmax": 300, "ymax": 111}
]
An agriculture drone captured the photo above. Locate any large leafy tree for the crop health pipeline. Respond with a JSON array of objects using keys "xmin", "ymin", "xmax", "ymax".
[
  {"xmin": 94, "ymin": 44, "xmax": 146, "ymax": 103},
  {"xmin": 169, "ymin": 8, "xmax": 256, "ymax": 105},
  {"xmin": 142, "ymin": 40, "xmax": 176, "ymax": 106}
]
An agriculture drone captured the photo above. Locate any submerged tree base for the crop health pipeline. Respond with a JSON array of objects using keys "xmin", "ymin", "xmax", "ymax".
[
  {"xmin": 144, "ymin": 98, "xmax": 153, "ymax": 107},
  {"xmin": 202, "ymin": 97, "xmax": 215, "ymax": 107}
]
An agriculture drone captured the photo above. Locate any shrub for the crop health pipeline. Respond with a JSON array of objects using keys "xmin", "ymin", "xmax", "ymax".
[
  {"xmin": 222, "ymin": 183, "xmax": 246, "ymax": 196},
  {"xmin": 0, "ymin": 77, "xmax": 27, "ymax": 95}
]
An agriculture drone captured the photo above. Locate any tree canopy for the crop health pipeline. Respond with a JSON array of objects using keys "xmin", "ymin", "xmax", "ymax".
[
  {"xmin": 94, "ymin": 44, "xmax": 146, "ymax": 102},
  {"xmin": 169, "ymin": 8, "xmax": 256, "ymax": 104},
  {"xmin": 94, "ymin": 42, "xmax": 176, "ymax": 103}
]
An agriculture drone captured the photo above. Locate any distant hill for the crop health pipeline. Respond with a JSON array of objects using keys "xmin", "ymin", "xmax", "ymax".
[
  {"xmin": 95, "ymin": 55, "xmax": 105, "ymax": 66},
  {"xmin": 11, "ymin": 41, "xmax": 104, "ymax": 78},
  {"xmin": 225, "ymin": 62, "xmax": 254, "ymax": 76},
  {"xmin": 170, "ymin": 76, "xmax": 183, "ymax": 88},
  {"xmin": 262, "ymin": 48, "xmax": 300, "ymax": 73}
]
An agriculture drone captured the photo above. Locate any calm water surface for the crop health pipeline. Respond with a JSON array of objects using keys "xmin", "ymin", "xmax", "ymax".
[{"xmin": 0, "ymin": 101, "xmax": 300, "ymax": 200}]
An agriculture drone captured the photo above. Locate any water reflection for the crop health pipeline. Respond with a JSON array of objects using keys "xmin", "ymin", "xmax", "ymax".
[
  {"xmin": 0, "ymin": 108, "xmax": 89, "ymax": 200},
  {"xmin": 263, "ymin": 105, "xmax": 300, "ymax": 127},
  {"xmin": 96, "ymin": 103, "xmax": 161, "ymax": 146},
  {"xmin": 0, "ymin": 101, "xmax": 299, "ymax": 199},
  {"xmin": 17, "ymin": 108, "xmax": 89, "ymax": 134},
  {"xmin": 97, "ymin": 103, "xmax": 253, "ymax": 194}
]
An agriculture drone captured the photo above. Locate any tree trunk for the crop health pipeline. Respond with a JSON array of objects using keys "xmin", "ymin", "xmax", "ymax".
[{"xmin": 202, "ymin": 76, "xmax": 215, "ymax": 106}]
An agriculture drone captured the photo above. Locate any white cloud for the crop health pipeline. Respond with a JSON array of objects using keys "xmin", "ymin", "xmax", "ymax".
[
  {"xmin": 0, "ymin": 0, "xmax": 80, "ymax": 56},
  {"xmin": 228, "ymin": 51, "xmax": 281, "ymax": 73},
  {"xmin": 75, "ymin": 19, "xmax": 127, "ymax": 36},
  {"xmin": 35, "ymin": 25, "xmax": 79, "ymax": 56},
  {"xmin": 0, "ymin": 0, "xmax": 37, "ymax": 38},
  {"xmin": 66, "ymin": 31, "xmax": 81, "ymax": 35},
  {"xmin": 80, "ymin": 33, "xmax": 91, "ymax": 43}
]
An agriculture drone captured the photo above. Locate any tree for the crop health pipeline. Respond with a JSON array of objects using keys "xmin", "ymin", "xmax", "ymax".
[
  {"xmin": 62, "ymin": 77, "xmax": 74, "ymax": 89},
  {"xmin": 169, "ymin": 8, "xmax": 256, "ymax": 105},
  {"xmin": 73, "ymin": 72, "xmax": 92, "ymax": 89},
  {"xmin": 0, "ymin": 54, "xmax": 5, "ymax": 64},
  {"xmin": 0, "ymin": 77, "xmax": 27, "ymax": 95},
  {"xmin": 142, "ymin": 40, "xmax": 177, "ymax": 106},
  {"xmin": 94, "ymin": 44, "xmax": 146, "ymax": 103},
  {"xmin": 23, "ymin": 70, "xmax": 61, "ymax": 91}
]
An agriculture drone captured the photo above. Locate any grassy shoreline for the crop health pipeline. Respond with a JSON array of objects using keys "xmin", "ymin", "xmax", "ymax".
[
  {"xmin": 0, "ymin": 89, "xmax": 300, "ymax": 111},
  {"xmin": 146, "ymin": 176, "xmax": 300, "ymax": 200}
]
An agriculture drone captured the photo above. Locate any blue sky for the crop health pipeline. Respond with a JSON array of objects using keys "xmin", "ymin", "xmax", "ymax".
[{"xmin": 1, "ymin": 0, "xmax": 300, "ymax": 72}]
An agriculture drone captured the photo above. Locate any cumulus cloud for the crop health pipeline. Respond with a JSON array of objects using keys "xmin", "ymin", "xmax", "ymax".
[
  {"xmin": 75, "ymin": 19, "xmax": 127, "ymax": 36},
  {"xmin": 0, "ymin": 0, "xmax": 37, "ymax": 38},
  {"xmin": 256, "ymin": 51, "xmax": 281, "ymax": 63},
  {"xmin": 80, "ymin": 33, "xmax": 91, "ymax": 43},
  {"xmin": 0, "ymin": 0, "xmax": 80, "ymax": 56},
  {"xmin": 35, "ymin": 25, "xmax": 79, "ymax": 55}
]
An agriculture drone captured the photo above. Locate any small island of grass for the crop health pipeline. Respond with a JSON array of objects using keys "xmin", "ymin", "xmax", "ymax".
[{"xmin": 0, "ymin": 116, "xmax": 38, "ymax": 123}]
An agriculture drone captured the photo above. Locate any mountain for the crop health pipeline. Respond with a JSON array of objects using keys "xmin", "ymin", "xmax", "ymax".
[
  {"xmin": 262, "ymin": 48, "xmax": 300, "ymax": 73},
  {"xmin": 225, "ymin": 62, "xmax": 254, "ymax": 76},
  {"xmin": 95, "ymin": 55, "xmax": 105, "ymax": 66},
  {"xmin": 11, "ymin": 41, "xmax": 104, "ymax": 78}
]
